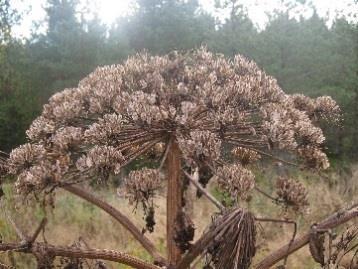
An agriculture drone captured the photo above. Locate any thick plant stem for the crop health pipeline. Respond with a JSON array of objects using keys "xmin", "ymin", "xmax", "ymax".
[
  {"xmin": 0, "ymin": 242, "xmax": 161, "ymax": 269},
  {"xmin": 62, "ymin": 184, "xmax": 166, "ymax": 265},
  {"xmin": 166, "ymin": 139, "xmax": 183, "ymax": 266},
  {"xmin": 255, "ymin": 206, "xmax": 358, "ymax": 269}
]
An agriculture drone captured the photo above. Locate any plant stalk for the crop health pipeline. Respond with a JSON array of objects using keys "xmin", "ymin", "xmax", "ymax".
[
  {"xmin": 166, "ymin": 139, "xmax": 183, "ymax": 265},
  {"xmin": 62, "ymin": 184, "xmax": 166, "ymax": 265},
  {"xmin": 255, "ymin": 206, "xmax": 358, "ymax": 269}
]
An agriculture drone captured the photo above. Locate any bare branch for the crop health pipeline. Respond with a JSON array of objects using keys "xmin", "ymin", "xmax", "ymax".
[
  {"xmin": 255, "ymin": 206, "xmax": 358, "ymax": 269},
  {"xmin": 182, "ymin": 169, "xmax": 224, "ymax": 211},
  {"xmin": 158, "ymin": 136, "xmax": 172, "ymax": 171},
  {"xmin": 28, "ymin": 218, "xmax": 47, "ymax": 244},
  {"xmin": 0, "ymin": 242, "xmax": 161, "ymax": 269},
  {"xmin": 255, "ymin": 218, "xmax": 297, "ymax": 267},
  {"xmin": 254, "ymin": 186, "xmax": 280, "ymax": 203},
  {"xmin": 251, "ymin": 149, "xmax": 298, "ymax": 167},
  {"xmin": 61, "ymin": 184, "xmax": 167, "ymax": 266}
]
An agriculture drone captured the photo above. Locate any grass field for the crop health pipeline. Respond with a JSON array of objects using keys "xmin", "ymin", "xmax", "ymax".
[{"xmin": 0, "ymin": 163, "xmax": 357, "ymax": 268}]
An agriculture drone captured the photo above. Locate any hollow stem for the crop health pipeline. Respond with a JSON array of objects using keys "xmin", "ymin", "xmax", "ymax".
[{"xmin": 166, "ymin": 138, "xmax": 183, "ymax": 265}]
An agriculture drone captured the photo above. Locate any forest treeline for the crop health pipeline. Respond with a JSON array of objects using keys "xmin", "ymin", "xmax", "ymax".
[{"xmin": 0, "ymin": 0, "xmax": 357, "ymax": 161}]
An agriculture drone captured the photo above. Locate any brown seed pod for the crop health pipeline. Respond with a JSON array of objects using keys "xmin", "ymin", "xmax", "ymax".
[
  {"xmin": 174, "ymin": 212, "xmax": 195, "ymax": 253},
  {"xmin": 276, "ymin": 177, "xmax": 309, "ymax": 212},
  {"xmin": 205, "ymin": 208, "xmax": 256, "ymax": 269},
  {"xmin": 216, "ymin": 164, "xmax": 255, "ymax": 201},
  {"xmin": 144, "ymin": 206, "xmax": 156, "ymax": 233},
  {"xmin": 124, "ymin": 168, "xmax": 162, "ymax": 233},
  {"xmin": 196, "ymin": 164, "xmax": 213, "ymax": 198},
  {"xmin": 309, "ymin": 228, "xmax": 325, "ymax": 266},
  {"xmin": 124, "ymin": 168, "xmax": 162, "ymax": 207},
  {"xmin": 231, "ymin": 147, "xmax": 260, "ymax": 166}
]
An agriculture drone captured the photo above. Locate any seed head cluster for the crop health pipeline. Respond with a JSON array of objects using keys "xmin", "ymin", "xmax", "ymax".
[
  {"xmin": 4, "ymin": 48, "xmax": 338, "ymax": 198},
  {"xmin": 216, "ymin": 164, "xmax": 255, "ymax": 201},
  {"xmin": 177, "ymin": 130, "xmax": 221, "ymax": 167},
  {"xmin": 276, "ymin": 176, "xmax": 309, "ymax": 212},
  {"xmin": 124, "ymin": 168, "xmax": 162, "ymax": 208},
  {"xmin": 124, "ymin": 168, "xmax": 162, "ymax": 232},
  {"xmin": 231, "ymin": 147, "xmax": 260, "ymax": 166}
]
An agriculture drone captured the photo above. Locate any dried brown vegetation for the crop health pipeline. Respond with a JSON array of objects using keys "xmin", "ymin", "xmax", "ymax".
[{"xmin": 1, "ymin": 48, "xmax": 355, "ymax": 269}]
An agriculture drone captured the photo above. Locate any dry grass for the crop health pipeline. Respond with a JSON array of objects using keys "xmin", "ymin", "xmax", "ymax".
[{"xmin": 0, "ymin": 165, "xmax": 357, "ymax": 268}]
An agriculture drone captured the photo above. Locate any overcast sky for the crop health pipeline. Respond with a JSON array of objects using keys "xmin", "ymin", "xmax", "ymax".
[{"xmin": 12, "ymin": 0, "xmax": 357, "ymax": 38}]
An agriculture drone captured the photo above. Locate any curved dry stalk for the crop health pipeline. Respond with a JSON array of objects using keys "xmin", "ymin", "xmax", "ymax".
[
  {"xmin": 1, "ymin": 213, "xmax": 160, "ymax": 269},
  {"xmin": 182, "ymin": 169, "xmax": 224, "ymax": 211},
  {"xmin": 255, "ymin": 218, "xmax": 297, "ymax": 267},
  {"xmin": 255, "ymin": 205, "xmax": 358, "ymax": 269},
  {"xmin": 0, "ymin": 242, "xmax": 161, "ymax": 269},
  {"xmin": 226, "ymin": 141, "xmax": 299, "ymax": 167},
  {"xmin": 177, "ymin": 206, "xmax": 357, "ymax": 269},
  {"xmin": 28, "ymin": 218, "xmax": 47, "ymax": 244},
  {"xmin": 62, "ymin": 184, "xmax": 167, "ymax": 265},
  {"xmin": 254, "ymin": 186, "xmax": 280, "ymax": 203}
]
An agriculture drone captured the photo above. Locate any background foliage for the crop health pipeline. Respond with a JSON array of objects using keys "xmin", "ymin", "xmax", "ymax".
[{"xmin": 0, "ymin": 0, "xmax": 357, "ymax": 161}]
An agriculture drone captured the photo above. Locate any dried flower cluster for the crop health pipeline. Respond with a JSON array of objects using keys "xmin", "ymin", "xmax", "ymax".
[
  {"xmin": 178, "ymin": 130, "xmax": 221, "ymax": 167},
  {"xmin": 276, "ymin": 177, "xmax": 309, "ymax": 212},
  {"xmin": 0, "ymin": 48, "xmax": 342, "ymax": 269},
  {"xmin": 124, "ymin": 168, "xmax": 162, "ymax": 207},
  {"xmin": 298, "ymin": 145, "xmax": 330, "ymax": 170},
  {"xmin": 290, "ymin": 94, "xmax": 340, "ymax": 123},
  {"xmin": 216, "ymin": 164, "xmax": 255, "ymax": 201},
  {"xmin": 5, "ymin": 47, "xmax": 338, "ymax": 204},
  {"xmin": 8, "ymin": 144, "xmax": 45, "ymax": 174},
  {"xmin": 8, "ymin": 143, "xmax": 69, "ymax": 195},
  {"xmin": 231, "ymin": 147, "xmax": 260, "ymax": 166},
  {"xmin": 124, "ymin": 168, "xmax": 162, "ymax": 232},
  {"xmin": 76, "ymin": 145, "xmax": 124, "ymax": 179},
  {"xmin": 205, "ymin": 208, "xmax": 256, "ymax": 269}
]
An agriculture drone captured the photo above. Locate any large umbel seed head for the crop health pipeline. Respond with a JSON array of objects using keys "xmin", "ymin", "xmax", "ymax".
[{"xmin": 4, "ymin": 48, "xmax": 339, "ymax": 197}]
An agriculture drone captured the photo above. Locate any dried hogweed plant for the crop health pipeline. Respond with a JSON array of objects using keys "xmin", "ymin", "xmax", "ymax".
[
  {"xmin": 309, "ymin": 225, "xmax": 358, "ymax": 268},
  {"xmin": 124, "ymin": 168, "xmax": 163, "ymax": 232},
  {"xmin": 330, "ymin": 226, "xmax": 358, "ymax": 268},
  {"xmin": 1, "ymin": 48, "xmax": 355, "ymax": 269},
  {"xmin": 204, "ymin": 208, "xmax": 256, "ymax": 269},
  {"xmin": 275, "ymin": 176, "xmax": 309, "ymax": 213}
]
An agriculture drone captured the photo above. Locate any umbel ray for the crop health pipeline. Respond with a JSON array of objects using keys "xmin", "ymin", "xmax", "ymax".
[{"xmin": 0, "ymin": 48, "xmax": 356, "ymax": 269}]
